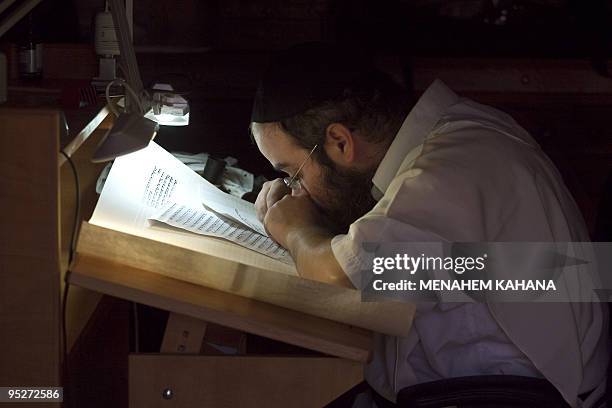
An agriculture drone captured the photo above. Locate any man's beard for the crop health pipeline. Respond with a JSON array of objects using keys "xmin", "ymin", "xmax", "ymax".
[{"xmin": 317, "ymin": 163, "xmax": 377, "ymax": 234}]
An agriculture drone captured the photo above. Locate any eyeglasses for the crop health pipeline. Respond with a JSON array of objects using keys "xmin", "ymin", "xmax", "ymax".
[{"xmin": 283, "ymin": 144, "xmax": 317, "ymax": 191}]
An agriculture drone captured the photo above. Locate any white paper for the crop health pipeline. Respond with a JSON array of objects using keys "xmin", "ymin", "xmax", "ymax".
[
  {"xmin": 150, "ymin": 202, "xmax": 291, "ymax": 262},
  {"xmin": 201, "ymin": 188, "xmax": 267, "ymax": 236},
  {"xmin": 90, "ymin": 141, "xmax": 296, "ymax": 275}
]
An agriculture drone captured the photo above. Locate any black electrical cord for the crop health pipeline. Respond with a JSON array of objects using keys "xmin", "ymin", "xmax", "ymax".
[
  {"xmin": 61, "ymin": 278, "xmax": 71, "ymax": 407},
  {"xmin": 133, "ymin": 302, "xmax": 140, "ymax": 353},
  {"xmin": 61, "ymin": 151, "xmax": 80, "ymax": 265},
  {"xmin": 60, "ymin": 150, "xmax": 80, "ymax": 408},
  {"xmin": 59, "ymin": 151, "xmax": 142, "ymax": 384}
]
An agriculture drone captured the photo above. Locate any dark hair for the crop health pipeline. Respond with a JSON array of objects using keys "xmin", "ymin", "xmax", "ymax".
[{"xmin": 277, "ymin": 70, "xmax": 412, "ymax": 165}]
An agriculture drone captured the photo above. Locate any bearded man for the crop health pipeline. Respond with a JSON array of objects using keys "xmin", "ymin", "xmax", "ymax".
[{"xmin": 250, "ymin": 42, "xmax": 609, "ymax": 407}]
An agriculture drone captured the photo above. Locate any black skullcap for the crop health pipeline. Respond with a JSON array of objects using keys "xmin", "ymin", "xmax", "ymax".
[{"xmin": 251, "ymin": 42, "xmax": 374, "ymax": 123}]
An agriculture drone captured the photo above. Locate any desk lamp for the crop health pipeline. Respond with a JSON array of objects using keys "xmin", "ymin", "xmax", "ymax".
[
  {"xmin": 144, "ymin": 83, "xmax": 190, "ymax": 126},
  {"xmin": 92, "ymin": 0, "xmax": 158, "ymax": 163}
]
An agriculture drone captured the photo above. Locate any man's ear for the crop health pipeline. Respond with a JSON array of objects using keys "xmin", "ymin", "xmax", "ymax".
[{"xmin": 324, "ymin": 123, "xmax": 355, "ymax": 166}]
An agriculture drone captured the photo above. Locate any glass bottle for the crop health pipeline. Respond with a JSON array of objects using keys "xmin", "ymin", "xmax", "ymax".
[{"xmin": 18, "ymin": 13, "xmax": 42, "ymax": 79}]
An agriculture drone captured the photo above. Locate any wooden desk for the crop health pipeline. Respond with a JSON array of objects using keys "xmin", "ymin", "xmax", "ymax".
[
  {"xmin": 70, "ymin": 253, "xmax": 371, "ymax": 363},
  {"xmin": 0, "ymin": 104, "xmax": 376, "ymax": 407},
  {"xmin": 71, "ymin": 254, "xmax": 368, "ymax": 407}
]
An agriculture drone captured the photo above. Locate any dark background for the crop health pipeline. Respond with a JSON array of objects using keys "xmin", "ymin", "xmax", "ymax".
[
  {"xmin": 3, "ymin": 2, "xmax": 612, "ymax": 406},
  {"xmin": 4, "ymin": 1, "xmax": 612, "ymax": 177},
  {"xmin": 4, "ymin": 0, "xmax": 611, "ymax": 235}
]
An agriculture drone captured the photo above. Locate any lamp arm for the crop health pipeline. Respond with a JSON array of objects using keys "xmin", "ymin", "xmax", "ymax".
[{"xmin": 105, "ymin": 78, "xmax": 145, "ymax": 117}]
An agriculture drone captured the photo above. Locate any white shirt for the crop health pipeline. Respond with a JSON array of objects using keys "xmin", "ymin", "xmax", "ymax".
[{"xmin": 331, "ymin": 80, "xmax": 609, "ymax": 407}]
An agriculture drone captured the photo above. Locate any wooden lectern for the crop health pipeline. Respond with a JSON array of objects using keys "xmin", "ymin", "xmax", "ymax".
[{"xmin": 0, "ymin": 103, "xmax": 414, "ymax": 408}]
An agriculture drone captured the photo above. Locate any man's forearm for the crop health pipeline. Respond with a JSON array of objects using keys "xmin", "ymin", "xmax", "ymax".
[{"xmin": 285, "ymin": 226, "xmax": 355, "ymax": 289}]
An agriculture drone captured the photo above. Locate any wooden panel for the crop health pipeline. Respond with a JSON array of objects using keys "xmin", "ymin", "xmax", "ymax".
[
  {"xmin": 69, "ymin": 254, "xmax": 372, "ymax": 363},
  {"xmin": 412, "ymin": 58, "xmax": 612, "ymax": 95},
  {"xmin": 129, "ymin": 355, "xmax": 363, "ymax": 408},
  {"xmin": 160, "ymin": 313, "xmax": 207, "ymax": 354},
  {"xmin": 59, "ymin": 116, "xmax": 112, "ymax": 351},
  {"xmin": 0, "ymin": 108, "xmax": 61, "ymax": 392},
  {"xmin": 43, "ymin": 44, "xmax": 97, "ymax": 80},
  {"xmin": 0, "ymin": 104, "xmax": 113, "ymax": 406},
  {"xmin": 76, "ymin": 222, "xmax": 415, "ymax": 337}
]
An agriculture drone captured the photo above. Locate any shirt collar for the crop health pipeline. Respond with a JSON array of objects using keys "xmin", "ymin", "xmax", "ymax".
[{"xmin": 371, "ymin": 79, "xmax": 460, "ymax": 200}]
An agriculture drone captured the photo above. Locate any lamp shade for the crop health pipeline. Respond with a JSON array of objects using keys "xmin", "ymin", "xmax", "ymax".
[{"xmin": 92, "ymin": 113, "xmax": 159, "ymax": 163}]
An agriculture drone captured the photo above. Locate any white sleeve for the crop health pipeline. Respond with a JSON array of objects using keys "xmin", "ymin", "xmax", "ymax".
[{"xmin": 331, "ymin": 214, "xmax": 448, "ymax": 290}]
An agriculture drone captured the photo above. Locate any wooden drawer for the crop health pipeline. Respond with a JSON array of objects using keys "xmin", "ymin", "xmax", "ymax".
[{"xmin": 129, "ymin": 354, "xmax": 363, "ymax": 408}]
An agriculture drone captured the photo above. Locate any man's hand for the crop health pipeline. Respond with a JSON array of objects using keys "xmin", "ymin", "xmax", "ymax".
[
  {"xmin": 255, "ymin": 179, "xmax": 292, "ymax": 223},
  {"xmin": 254, "ymin": 178, "xmax": 354, "ymax": 289},
  {"xmin": 263, "ymin": 193, "xmax": 322, "ymax": 249}
]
